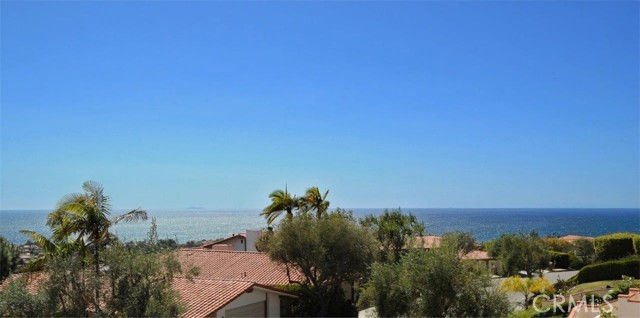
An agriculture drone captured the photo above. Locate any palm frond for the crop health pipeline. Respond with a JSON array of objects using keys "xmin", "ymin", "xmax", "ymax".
[
  {"xmin": 19, "ymin": 230, "xmax": 57, "ymax": 253},
  {"xmin": 110, "ymin": 208, "xmax": 148, "ymax": 224}
]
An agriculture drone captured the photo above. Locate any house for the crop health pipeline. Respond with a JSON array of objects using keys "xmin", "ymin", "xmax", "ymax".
[
  {"xmin": 412, "ymin": 235, "xmax": 442, "ymax": 249},
  {"xmin": 201, "ymin": 230, "xmax": 263, "ymax": 252},
  {"xmin": 559, "ymin": 235, "xmax": 594, "ymax": 244},
  {"xmin": 462, "ymin": 250, "xmax": 499, "ymax": 274},
  {"xmin": 175, "ymin": 249, "xmax": 303, "ymax": 317},
  {"xmin": 173, "ymin": 278, "xmax": 297, "ymax": 317}
]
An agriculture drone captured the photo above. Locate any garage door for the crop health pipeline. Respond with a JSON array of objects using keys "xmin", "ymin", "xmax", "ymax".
[{"xmin": 225, "ymin": 301, "xmax": 265, "ymax": 317}]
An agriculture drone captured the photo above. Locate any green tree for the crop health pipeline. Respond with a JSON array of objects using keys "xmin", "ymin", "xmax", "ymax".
[
  {"xmin": 264, "ymin": 212, "xmax": 377, "ymax": 317},
  {"xmin": 489, "ymin": 232, "xmax": 548, "ymax": 278},
  {"xmin": 360, "ymin": 208, "xmax": 425, "ymax": 262},
  {"xmin": 0, "ymin": 276, "xmax": 49, "ymax": 317},
  {"xmin": 441, "ymin": 231, "xmax": 477, "ymax": 256},
  {"xmin": 573, "ymin": 238, "xmax": 596, "ymax": 264},
  {"xmin": 260, "ymin": 187, "xmax": 301, "ymax": 225},
  {"xmin": 299, "ymin": 187, "xmax": 330, "ymax": 218},
  {"xmin": 20, "ymin": 181, "xmax": 147, "ymax": 309},
  {"xmin": 360, "ymin": 240, "xmax": 511, "ymax": 317},
  {"xmin": 0, "ymin": 237, "xmax": 20, "ymax": 282}
]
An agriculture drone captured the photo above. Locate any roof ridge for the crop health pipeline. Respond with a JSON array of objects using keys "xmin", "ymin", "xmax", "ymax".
[
  {"xmin": 174, "ymin": 277, "xmax": 256, "ymax": 284},
  {"xmin": 178, "ymin": 248, "xmax": 267, "ymax": 255}
]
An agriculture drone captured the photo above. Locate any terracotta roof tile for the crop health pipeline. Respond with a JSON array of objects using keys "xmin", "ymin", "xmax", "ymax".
[
  {"xmin": 173, "ymin": 278, "xmax": 254, "ymax": 318},
  {"xmin": 412, "ymin": 235, "xmax": 442, "ymax": 249},
  {"xmin": 177, "ymin": 249, "xmax": 302, "ymax": 286},
  {"xmin": 462, "ymin": 250, "xmax": 495, "ymax": 260},
  {"xmin": 560, "ymin": 235, "xmax": 594, "ymax": 244}
]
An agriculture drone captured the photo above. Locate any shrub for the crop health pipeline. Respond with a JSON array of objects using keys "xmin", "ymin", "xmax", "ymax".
[
  {"xmin": 594, "ymin": 233, "xmax": 638, "ymax": 261},
  {"xmin": 575, "ymin": 256, "xmax": 640, "ymax": 284},
  {"xmin": 548, "ymin": 251, "xmax": 570, "ymax": 269},
  {"xmin": 568, "ymin": 253, "xmax": 586, "ymax": 270}
]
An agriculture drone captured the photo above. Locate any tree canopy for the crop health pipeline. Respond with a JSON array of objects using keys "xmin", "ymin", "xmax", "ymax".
[
  {"xmin": 360, "ymin": 208, "xmax": 425, "ymax": 262},
  {"xmin": 489, "ymin": 231, "xmax": 548, "ymax": 277},
  {"xmin": 263, "ymin": 211, "xmax": 377, "ymax": 317}
]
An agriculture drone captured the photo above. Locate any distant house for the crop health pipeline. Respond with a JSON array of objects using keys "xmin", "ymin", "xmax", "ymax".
[
  {"xmin": 412, "ymin": 235, "xmax": 442, "ymax": 249},
  {"xmin": 462, "ymin": 250, "xmax": 499, "ymax": 274},
  {"xmin": 201, "ymin": 230, "xmax": 263, "ymax": 252},
  {"xmin": 559, "ymin": 235, "xmax": 594, "ymax": 244}
]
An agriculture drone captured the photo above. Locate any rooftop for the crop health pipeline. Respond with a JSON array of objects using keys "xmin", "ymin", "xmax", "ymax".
[{"xmin": 177, "ymin": 248, "xmax": 302, "ymax": 285}]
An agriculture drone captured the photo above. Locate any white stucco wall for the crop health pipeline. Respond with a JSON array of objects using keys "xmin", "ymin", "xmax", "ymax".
[{"xmin": 214, "ymin": 288, "xmax": 283, "ymax": 318}]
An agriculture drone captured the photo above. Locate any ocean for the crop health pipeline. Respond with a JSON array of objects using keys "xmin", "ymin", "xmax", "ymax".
[{"xmin": 1, "ymin": 208, "xmax": 638, "ymax": 245}]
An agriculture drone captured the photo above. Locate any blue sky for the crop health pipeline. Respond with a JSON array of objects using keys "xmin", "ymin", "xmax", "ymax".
[{"xmin": 1, "ymin": 2, "xmax": 638, "ymax": 210}]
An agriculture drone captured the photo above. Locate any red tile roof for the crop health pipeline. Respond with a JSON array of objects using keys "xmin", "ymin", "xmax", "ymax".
[
  {"xmin": 0, "ymin": 272, "xmax": 48, "ymax": 294},
  {"xmin": 173, "ymin": 278, "xmax": 298, "ymax": 318},
  {"xmin": 173, "ymin": 278, "xmax": 254, "ymax": 318},
  {"xmin": 177, "ymin": 249, "xmax": 302, "ymax": 286},
  {"xmin": 412, "ymin": 235, "xmax": 442, "ymax": 249},
  {"xmin": 559, "ymin": 235, "xmax": 594, "ymax": 244},
  {"xmin": 462, "ymin": 250, "xmax": 495, "ymax": 260}
]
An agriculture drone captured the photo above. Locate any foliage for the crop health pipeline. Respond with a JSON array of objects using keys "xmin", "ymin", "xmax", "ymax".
[
  {"xmin": 441, "ymin": 231, "xmax": 477, "ymax": 256},
  {"xmin": 0, "ymin": 237, "xmax": 20, "ymax": 282},
  {"xmin": 299, "ymin": 187, "xmax": 330, "ymax": 219},
  {"xmin": 605, "ymin": 275, "xmax": 640, "ymax": 299},
  {"xmin": 101, "ymin": 242, "xmax": 186, "ymax": 316},
  {"xmin": 500, "ymin": 276, "xmax": 555, "ymax": 309},
  {"xmin": 359, "ymin": 208, "xmax": 425, "ymax": 262},
  {"xmin": 0, "ymin": 276, "xmax": 49, "ymax": 317},
  {"xmin": 594, "ymin": 233, "xmax": 638, "ymax": 261},
  {"xmin": 264, "ymin": 212, "xmax": 377, "ymax": 316},
  {"xmin": 360, "ymin": 242, "xmax": 512, "ymax": 317},
  {"xmin": 568, "ymin": 253, "xmax": 586, "ymax": 270},
  {"xmin": 278, "ymin": 283, "xmax": 357, "ymax": 317},
  {"xmin": 573, "ymin": 238, "xmax": 596, "ymax": 264},
  {"xmin": 544, "ymin": 237, "xmax": 572, "ymax": 253},
  {"xmin": 489, "ymin": 231, "xmax": 549, "ymax": 277},
  {"xmin": 575, "ymin": 256, "xmax": 640, "ymax": 284},
  {"xmin": 548, "ymin": 251, "xmax": 570, "ymax": 269},
  {"xmin": 261, "ymin": 187, "xmax": 302, "ymax": 225}
]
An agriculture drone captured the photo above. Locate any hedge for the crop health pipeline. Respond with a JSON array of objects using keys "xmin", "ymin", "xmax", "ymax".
[
  {"xmin": 549, "ymin": 251, "xmax": 570, "ymax": 269},
  {"xmin": 574, "ymin": 256, "xmax": 640, "ymax": 284},
  {"xmin": 594, "ymin": 233, "xmax": 639, "ymax": 261}
]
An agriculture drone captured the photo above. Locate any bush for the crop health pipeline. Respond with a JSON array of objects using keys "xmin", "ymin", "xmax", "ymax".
[
  {"xmin": 594, "ymin": 233, "xmax": 638, "ymax": 261},
  {"xmin": 575, "ymin": 256, "xmax": 640, "ymax": 284},
  {"xmin": 568, "ymin": 253, "xmax": 586, "ymax": 270},
  {"xmin": 549, "ymin": 251, "xmax": 570, "ymax": 269}
]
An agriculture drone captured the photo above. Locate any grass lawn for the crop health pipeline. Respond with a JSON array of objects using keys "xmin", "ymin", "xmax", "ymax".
[{"xmin": 567, "ymin": 279, "xmax": 640, "ymax": 295}]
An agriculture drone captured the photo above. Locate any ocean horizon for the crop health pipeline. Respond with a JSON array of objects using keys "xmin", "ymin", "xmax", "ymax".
[{"xmin": 2, "ymin": 208, "xmax": 639, "ymax": 245}]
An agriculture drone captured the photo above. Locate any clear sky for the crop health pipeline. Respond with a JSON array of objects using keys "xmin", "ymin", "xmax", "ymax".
[{"xmin": 1, "ymin": 1, "xmax": 638, "ymax": 210}]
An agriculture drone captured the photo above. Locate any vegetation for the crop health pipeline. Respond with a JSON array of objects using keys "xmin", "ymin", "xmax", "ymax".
[
  {"xmin": 0, "ymin": 237, "xmax": 20, "ymax": 282},
  {"xmin": 574, "ymin": 256, "xmax": 640, "ymax": 284},
  {"xmin": 262, "ymin": 211, "xmax": 377, "ymax": 317},
  {"xmin": 261, "ymin": 187, "xmax": 301, "ymax": 225},
  {"xmin": 500, "ymin": 276, "xmax": 554, "ymax": 309},
  {"xmin": 548, "ymin": 251, "xmax": 570, "ymax": 269},
  {"xmin": 359, "ymin": 237, "xmax": 511, "ymax": 317},
  {"xmin": 573, "ymin": 238, "xmax": 596, "ymax": 264},
  {"xmin": 299, "ymin": 186, "xmax": 330, "ymax": 218},
  {"xmin": 594, "ymin": 233, "xmax": 639, "ymax": 261},
  {"xmin": 360, "ymin": 208, "xmax": 425, "ymax": 262},
  {"xmin": 0, "ymin": 181, "xmax": 190, "ymax": 316},
  {"xmin": 489, "ymin": 231, "xmax": 548, "ymax": 277}
]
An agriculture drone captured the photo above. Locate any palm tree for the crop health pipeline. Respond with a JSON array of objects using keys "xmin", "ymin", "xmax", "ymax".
[
  {"xmin": 21, "ymin": 181, "xmax": 147, "ymax": 307},
  {"xmin": 261, "ymin": 187, "xmax": 300, "ymax": 225},
  {"xmin": 300, "ymin": 187, "xmax": 330, "ymax": 218}
]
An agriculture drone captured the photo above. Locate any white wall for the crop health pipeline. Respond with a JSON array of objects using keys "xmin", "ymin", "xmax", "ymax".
[
  {"xmin": 214, "ymin": 288, "xmax": 283, "ymax": 318},
  {"xmin": 245, "ymin": 230, "xmax": 262, "ymax": 252}
]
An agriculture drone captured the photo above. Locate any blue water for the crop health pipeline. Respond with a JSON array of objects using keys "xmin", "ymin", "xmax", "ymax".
[{"xmin": 1, "ymin": 208, "xmax": 638, "ymax": 244}]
